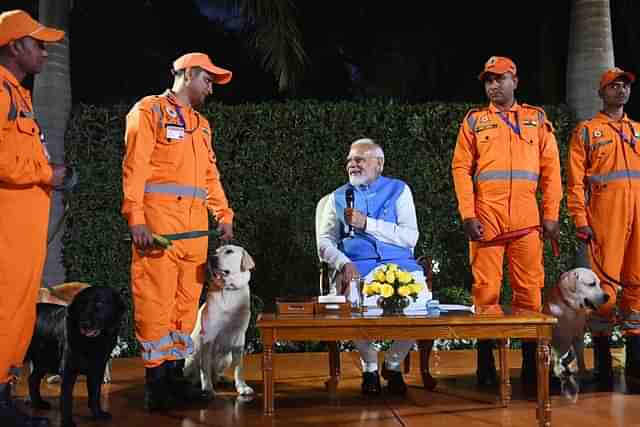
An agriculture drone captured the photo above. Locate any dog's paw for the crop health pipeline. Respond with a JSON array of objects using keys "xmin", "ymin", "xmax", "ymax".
[
  {"xmin": 236, "ymin": 382, "xmax": 254, "ymax": 396},
  {"xmin": 92, "ymin": 409, "xmax": 112, "ymax": 421},
  {"xmin": 30, "ymin": 399, "xmax": 52, "ymax": 410},
  {"xmin": 561, "ymin": 376, "xmax": 579, "ymax": 403}
]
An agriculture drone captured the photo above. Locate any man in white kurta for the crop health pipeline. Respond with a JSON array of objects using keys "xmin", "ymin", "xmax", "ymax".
[{"xmin": 317, "ymin": 138, "xmax": 431, "ymax": 395}]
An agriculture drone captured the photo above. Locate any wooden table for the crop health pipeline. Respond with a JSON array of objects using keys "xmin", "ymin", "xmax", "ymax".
[{"xmin": 257, "ymin": 306, "xmax": 557, "ymax": 426}]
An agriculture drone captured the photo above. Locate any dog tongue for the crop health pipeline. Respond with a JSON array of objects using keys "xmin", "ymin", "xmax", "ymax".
[{"xmin": 81, "ymin": 328, "xmax": 101, "ymax": 337}]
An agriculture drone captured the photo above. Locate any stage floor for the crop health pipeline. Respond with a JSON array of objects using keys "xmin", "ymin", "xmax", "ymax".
[{"xmin": 12, "ymin": 348, "xmax": 639, "ymax": 427}]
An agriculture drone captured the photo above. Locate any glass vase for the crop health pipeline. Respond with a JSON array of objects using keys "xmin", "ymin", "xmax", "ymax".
[{"xmin": 378, "ymin": 296, "xmax": 410, "ymax": 315}]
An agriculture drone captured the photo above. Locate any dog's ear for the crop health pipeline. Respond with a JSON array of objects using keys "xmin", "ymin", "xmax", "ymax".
[
  {"xmin": 565, "ymin": 272, "xmax": 578, "ymax": 293},
  {"xmin": 240, "ymin": 249, "xmax": 255, "ymax": 272}
]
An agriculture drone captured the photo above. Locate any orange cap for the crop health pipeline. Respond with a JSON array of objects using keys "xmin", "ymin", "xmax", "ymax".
[
  {"xmin": 478, "ymin": 56, "xmax": 517, "ymax": 81},
  {"xmin": 173, "ymin": 52, "xmax": 232, "ymax": 85},
  {"xmin": 0, "ymin": 10, "xmax": 64, "ymax": 47},
  {"xmin": 599, "ymin": 67, "xmax": 636, "ymax": 90}
]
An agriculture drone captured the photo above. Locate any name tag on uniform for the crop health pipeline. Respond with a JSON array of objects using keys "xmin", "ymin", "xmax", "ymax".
[
  {"xmin": 166, "ymin": 125, "xmax": 185, "ymax": 140},
  {"xmin": 475, "ymin": 123, "xmax": 497, "ymax": 133}
]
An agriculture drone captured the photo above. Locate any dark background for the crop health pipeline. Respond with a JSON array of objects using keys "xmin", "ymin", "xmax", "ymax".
[{"xmin": 4, "ymin": 1, "xmax": 640, "ymax": 116}]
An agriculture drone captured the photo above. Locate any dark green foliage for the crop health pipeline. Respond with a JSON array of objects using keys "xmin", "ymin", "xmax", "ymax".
[{"xmin": 63, "ymin": 99, "xmax": 575, "ymax": 354}]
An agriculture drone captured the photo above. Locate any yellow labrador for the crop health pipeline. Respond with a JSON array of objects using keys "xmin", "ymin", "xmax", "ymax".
[
  {"xmin": 184, "ymin": 245, "xmax": 255, "ymax": 396},
  {"xmin": 543, "ymin": 267, "xmax": 609, "ymax": 401}
]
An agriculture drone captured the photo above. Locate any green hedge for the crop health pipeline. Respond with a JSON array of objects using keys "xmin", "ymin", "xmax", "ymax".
[{"xmin": 62, "ymin": 100, "xmax": 576, "ymax": 355}]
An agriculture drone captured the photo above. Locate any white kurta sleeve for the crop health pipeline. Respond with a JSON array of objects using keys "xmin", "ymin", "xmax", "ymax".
[{"xmin": 317, "ymin": 193, "xmax": 351, "ymax": 272}]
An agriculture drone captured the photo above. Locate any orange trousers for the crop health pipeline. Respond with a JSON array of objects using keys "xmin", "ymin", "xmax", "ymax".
[
  {"xmin": 470, "ymin": 230, "xmax": 544, "ymax": 311},
  {"xmin": 587, "ymin": 188, "xmax": 640, "ymax": 336},
  {"xmin": 131, "ymin": 237, "xmax": 207, "ymax": 368},
  {"xmin": 0, "ymin": 187, "xmax": 50, "ymax": 383}
]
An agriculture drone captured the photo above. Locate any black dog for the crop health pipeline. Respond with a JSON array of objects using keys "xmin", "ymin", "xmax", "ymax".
[{"xmin": 26, "ymin": 286, "xmax": 125, "ymax": 427}]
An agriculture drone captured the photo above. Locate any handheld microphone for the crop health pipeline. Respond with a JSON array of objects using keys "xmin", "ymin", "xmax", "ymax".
[{"xmin": 345, "ymin": 188, "xmax": 354, "ymax": 236}]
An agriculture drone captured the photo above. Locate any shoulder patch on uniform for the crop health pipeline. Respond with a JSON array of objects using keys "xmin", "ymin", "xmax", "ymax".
[
  {"xmin": 164, "ymin": 105, "xmax": 177, "ymax": 118},
  {"xmin": 465, "ymin": 107, "xmax": 487, "ymax": 132}
]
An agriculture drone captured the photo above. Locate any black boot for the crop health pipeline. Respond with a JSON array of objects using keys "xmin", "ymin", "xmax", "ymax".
[
  {"xmin": 361, "ymin": 371, "xmax": 381, "ymax": 395},
  {"xmin": 625, "ymin": 335, "xmax": 640, "ymax": 388},
  {"xmin": 166, "ymin": 360, "xmax": 212, "ymax": 401},
  {"xmin": 592, "ymin": 336, "xmax": 613, "ymax": 386},
  {"xmin": 521, "ymin": 341, "xmax": 537, "ymax": 387},
  {"xmin": 144, "ymin": 364, "xmax": 172, "ymax": 411},
  {"xmin": 476, "ymin": 340, "xmax": 498, "ymax": 387},
  {"xmin": 0, "ymin": 382, "xmax": 50, "ymax": 427},
  {"xmin": 381, "ymin": 364, "xmax": 407, "ymax": 395}
]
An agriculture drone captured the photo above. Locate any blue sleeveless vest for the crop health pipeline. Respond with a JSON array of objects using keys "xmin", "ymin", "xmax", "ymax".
[{"xmin": 334, "ymin": 176, "xmax": 420, "ymax": 276}]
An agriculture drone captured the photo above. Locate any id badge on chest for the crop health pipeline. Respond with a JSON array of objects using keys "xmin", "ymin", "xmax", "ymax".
[{"xmin": 166, "ymin": 125, "xmax": 185, "ymax": 141}]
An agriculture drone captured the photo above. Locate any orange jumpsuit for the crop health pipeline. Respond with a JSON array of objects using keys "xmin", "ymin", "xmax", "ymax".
[
  {"xmin": 452, "ymin": 103, "xmax": 562, "ymax": 311},
  {"xmin": 0, "ymin": 66, "xmax": 54, "ymax": 383},
  {"xmin": 567, "ymin": 112, "xmax": 640, "ymax": 336},
  {"xmin": 122, "ymin": 90, "xmax": 233, "ymax": 368}
]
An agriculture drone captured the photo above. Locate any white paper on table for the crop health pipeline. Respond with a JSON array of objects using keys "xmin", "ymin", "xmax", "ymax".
[{"xmin": 317, "ymin": 294, "xmax": 346, "ymax": 303}]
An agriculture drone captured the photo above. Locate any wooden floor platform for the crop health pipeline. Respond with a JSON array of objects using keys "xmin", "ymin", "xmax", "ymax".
[{"xmin": 11, "ymin": 348, "xmax": 640, "ymax": 426}]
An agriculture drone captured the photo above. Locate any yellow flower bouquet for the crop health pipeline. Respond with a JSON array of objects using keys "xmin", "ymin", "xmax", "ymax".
[{"xmin": 362, "ymin": 263, "xmax": 424, "ymax": 315}]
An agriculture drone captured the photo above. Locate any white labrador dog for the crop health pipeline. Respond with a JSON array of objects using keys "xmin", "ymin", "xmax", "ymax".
[
  {"xmin": 543, "ymin": 267, "xmax": 609, "ymax": 402},
  {"xmin": 184, "ymin": 244, "xmax": 255, "ymax": 396}
]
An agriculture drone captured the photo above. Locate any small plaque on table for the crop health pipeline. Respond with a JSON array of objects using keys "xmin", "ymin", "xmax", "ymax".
[{"xmin": 276, "ymin": 297, "xmax": 315, "ymax": 315}]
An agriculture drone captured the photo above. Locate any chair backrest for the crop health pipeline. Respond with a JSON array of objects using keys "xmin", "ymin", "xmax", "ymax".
[
  {"xmin": 315, "ymin": 193, "xmax": 332, "ymax": 260},
  {"xmin": 315, "ymin": 193, "xmax": 332, "ymax": 294},
  {"xmin": 416, "ymin": 255, "xmax": 434, "ymax": 292}
]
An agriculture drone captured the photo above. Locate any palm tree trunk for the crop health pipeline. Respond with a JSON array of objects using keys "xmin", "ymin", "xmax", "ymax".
[
  {"xmin": 33, "ymin": 0, "xmax": 72, "ymax": 287},
  {"xmin": 566, "ymin": 0, "xmax": 614, "ymax": 122}
]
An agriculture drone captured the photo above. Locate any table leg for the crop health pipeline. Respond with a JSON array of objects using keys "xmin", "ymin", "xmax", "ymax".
[
  {"xmin": 498, "ymin": 338, "xmax": 511, "ymax": 406},
  {"xmin": 262, "ymin": 338, "xmax": 274, "ymax": 415},
  {"xmin": 537, "ymin": 338, "xmax": 551, "ymax": 427},
  {"xmin": 418, "ymin": 340, "xmax": 437, "ymax": 391},
  {"xmin": 326, "ymin": 341, "xmax": 340, "ymax": 395}
]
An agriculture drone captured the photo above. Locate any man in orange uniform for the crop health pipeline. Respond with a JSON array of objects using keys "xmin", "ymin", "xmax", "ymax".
[
  {"xmin": 452, "ymin": 56, "xmax": 562, "ymax": 388},
  {"xmin": 567, "ymin": 67, "xmax": 640, "ymax": 387},
  {"xmin": 122, "ymin": 53, "xmax": 234, "ymax": 410},
  {"xmin": 0, "ymin": 10, "xmax": 66, "ymax": 427}
]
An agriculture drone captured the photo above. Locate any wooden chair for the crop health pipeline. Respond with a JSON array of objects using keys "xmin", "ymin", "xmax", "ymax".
[{"xmin": 315, "ymin": 195, "xmax": 437, "ymax": 392}]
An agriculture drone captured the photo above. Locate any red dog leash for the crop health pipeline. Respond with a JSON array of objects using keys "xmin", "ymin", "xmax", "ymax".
[{"xmin": 481, "ymin": 225, "xmax": 560, "ymax": 257}]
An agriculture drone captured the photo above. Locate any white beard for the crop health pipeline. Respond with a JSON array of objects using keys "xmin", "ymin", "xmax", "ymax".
[{"xmin": 349, "ymin": 175, "xmax": 368, "ymax": 186}]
